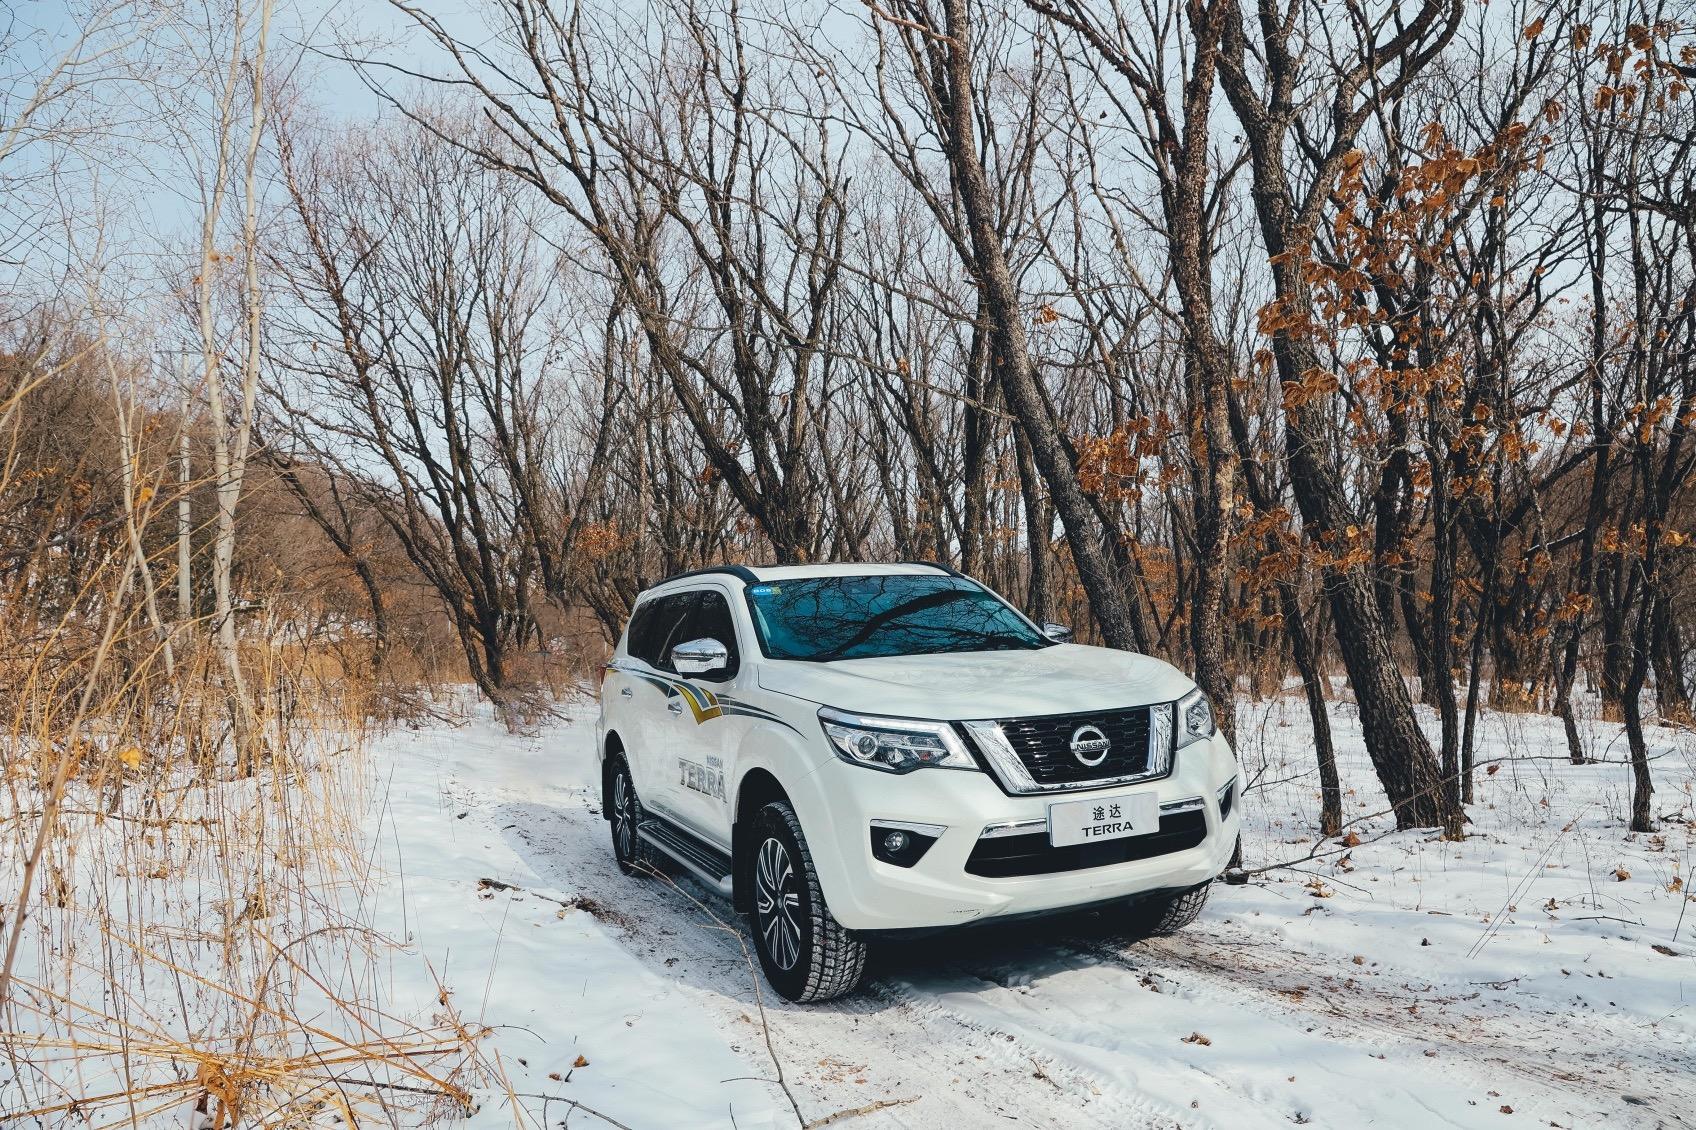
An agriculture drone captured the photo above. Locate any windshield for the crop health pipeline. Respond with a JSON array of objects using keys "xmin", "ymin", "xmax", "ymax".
[{"xmin": 743, "ymin": 574, "xmax": 1050, "ymax": 662}]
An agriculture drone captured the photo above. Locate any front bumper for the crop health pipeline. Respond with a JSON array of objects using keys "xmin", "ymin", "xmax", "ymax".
[{"xmin": 793, "ymin": 732, "xmax": 1240, "ymax": 932}]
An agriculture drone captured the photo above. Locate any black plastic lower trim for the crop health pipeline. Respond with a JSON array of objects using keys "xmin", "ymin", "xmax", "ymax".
[
  {"xmin": 964, "ymin": 810, "xmax": 1207, "ymax": 878},
  {"xmin": 857, "ymin": 882, "xmax": 1208, "ymax": 941}
]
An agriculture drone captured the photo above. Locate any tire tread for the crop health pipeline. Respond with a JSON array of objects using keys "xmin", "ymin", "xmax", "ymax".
[
  {"xmin": 1130, "ymin": 882, "xmax": 1210, "ymax": 936},
  {"xmin": 756, "ymin": 802, "xmax": 867, "ymax": 1002}
]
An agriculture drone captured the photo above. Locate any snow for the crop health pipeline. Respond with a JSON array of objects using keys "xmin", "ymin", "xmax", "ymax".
[
  {"xmin": 365, "ymin": 712, "xmax": 786, "ymax": 1128},
  {"xmin": 6, "ymin": 688, "xmax": 1691, "ymax": 1128},
  {"xmin": 377, "ymin": 690, "xmax": 1696, "ymax": 1129}
]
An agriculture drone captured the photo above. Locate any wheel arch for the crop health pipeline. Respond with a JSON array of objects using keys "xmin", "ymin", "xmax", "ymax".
[
  {"xmin": 600, "ymin": 730, "xmax": 626, "ymax": 822},
  {"xmin": 731, "ymin": 767, "xmax": 791, "ymax": 913}
]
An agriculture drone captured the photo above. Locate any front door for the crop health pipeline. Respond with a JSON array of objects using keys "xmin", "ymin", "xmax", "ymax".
[
  {"xmin": 662, "ymin": 585, "xmax": 743, "ymax": 847},
  {"xmin": 621, "ymin": 591, "xmax": 698, "ymax": 807}
]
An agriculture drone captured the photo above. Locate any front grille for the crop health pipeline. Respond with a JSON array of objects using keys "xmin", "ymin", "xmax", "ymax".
[
  {"xmin": 965, "ymin": 810, "xmax": 1207, "ymax": 878},
  {"xmin": 993, "ymin": 705, "xmax": 1157, "ymax": 786}
]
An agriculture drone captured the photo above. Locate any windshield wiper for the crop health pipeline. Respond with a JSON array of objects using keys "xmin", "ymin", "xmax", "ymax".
[{"xmin": 808, "ymin": 589, "xmax": 973, "ymax": 662}]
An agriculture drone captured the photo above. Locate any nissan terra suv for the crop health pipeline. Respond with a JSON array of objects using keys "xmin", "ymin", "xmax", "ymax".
[{"xmin": 596, "ymin": 562, "xmax": 1240, "ymax": 1002}]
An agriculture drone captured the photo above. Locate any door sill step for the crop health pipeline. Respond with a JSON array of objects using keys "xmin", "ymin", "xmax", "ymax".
[{"xmin": 638, "ymin": 818, "xmax": 733, "ymax": 898}]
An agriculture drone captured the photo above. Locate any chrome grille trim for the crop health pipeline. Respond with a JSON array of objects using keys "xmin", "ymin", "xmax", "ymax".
[
  {"xmin": 979, "ymin": 818, "xmax": 1047, "ymax": 840},
  {"xmin": 963, "ymin": 702, "xmax": 1177, "ymax": 796},
  {"xmin": 871, "ymin": 818, "xmax": 947, "ymax": 836}
]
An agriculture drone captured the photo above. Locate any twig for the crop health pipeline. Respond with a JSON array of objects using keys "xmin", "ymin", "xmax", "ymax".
[
  {"xmin": 506, "ymin": 1090, "xmax": 636, "ymax": 1129},
  {"xmin": 803, "ymin": 1096, "xmax": 920, "ymax": 1128},
  {"xmin": 476, "ymin": 875, "xmax": 594, "ymax": 912},
  {"xmin": 640, "ymin": 864, "xmax": 808, "ymax": 1129}
]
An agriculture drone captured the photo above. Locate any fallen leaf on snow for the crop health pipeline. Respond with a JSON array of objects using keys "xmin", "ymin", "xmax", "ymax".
[
  {"xmin": 573, "ymin": 1055, "xmax": 590, "ymax": 1068},
  {"xmin": 1651, "ymin": 944, "xmax": 1678, "ymax": 957},
  {"xmin": 1614, "ymin": 868, "xmax": 1631, "ymax": 881},
  {"xmin": 1182, "ymin": 1032, "xmax": 1212, "ymax": 1046}
]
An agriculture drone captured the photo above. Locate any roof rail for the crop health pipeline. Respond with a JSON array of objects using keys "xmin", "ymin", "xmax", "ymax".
[
  {"xmin": 900, "ymin": 559, "xmax": 965, "ymax": 578},
  {"xmin": 654, "ymin": 564, "xmax": 762, "ymax": 587}
]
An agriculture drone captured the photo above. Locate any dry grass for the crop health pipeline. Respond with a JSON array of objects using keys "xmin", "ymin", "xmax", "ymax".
[
  {"xmin": 0, "ymin": 360, "xmax": 493, "ymax": 1126},
  {"xmin": 0, "ymin": 604, "xmax": 493, "ymax": 1126}
]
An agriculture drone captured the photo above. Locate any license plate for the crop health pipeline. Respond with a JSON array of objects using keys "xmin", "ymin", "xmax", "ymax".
[{"xmin": 1047, "ymin": 792, "xmax": 1159, "ymax": 847}]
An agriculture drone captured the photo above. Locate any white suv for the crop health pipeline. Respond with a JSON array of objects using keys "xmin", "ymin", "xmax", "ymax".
[{"xmin": 596, "ymin": 563, "xmax": 1240, "ymax": 1002}]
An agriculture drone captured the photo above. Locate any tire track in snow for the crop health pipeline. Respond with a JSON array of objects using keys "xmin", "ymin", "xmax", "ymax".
[
  {"xmin": 489, "ymin": 794, "xmax": 1140, "ymax": 1127},
  {"xmin": 1068, "ymin": 927, "xmax": 1696, "ymax": 1128},
  {"xmin": 473, "ymin": 777, "xmax": 1693, "ymax": 1129}
]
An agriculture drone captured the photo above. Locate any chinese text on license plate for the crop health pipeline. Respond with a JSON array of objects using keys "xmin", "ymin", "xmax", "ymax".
[{"xmin": 1047, "ymin": 791, "xmax": 1160, "ymax": 848}]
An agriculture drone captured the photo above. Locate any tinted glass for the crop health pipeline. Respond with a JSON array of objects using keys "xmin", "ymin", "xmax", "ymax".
[
  {"xmin": 623, "ymin": 600, "xmax": 663, "ymax": 664},
  {"xmin": 681, "ymin": 589, "xmax": 740, "ymax": 679},
  {"xmin": 744, "ymin": 575, "xmax": 1048, "ymax": 662},
  {"xmin": 628, "ymin": 593, "xmax": 697, "ymax": 668}
]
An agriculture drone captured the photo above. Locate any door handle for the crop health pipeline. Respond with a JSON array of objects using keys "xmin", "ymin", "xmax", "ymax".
[
  {"xmin": 619, "ymin": 687, "xmax": 633, "ymax": 698},
  {"xmin": 667, "ymin": 700, "xmax": 684, "ymax": 715}
]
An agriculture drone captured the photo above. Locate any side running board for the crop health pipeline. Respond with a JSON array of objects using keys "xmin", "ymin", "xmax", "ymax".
[{"xmin": 637, "ymin": 818, "xmax": 734, "ymax": 898}]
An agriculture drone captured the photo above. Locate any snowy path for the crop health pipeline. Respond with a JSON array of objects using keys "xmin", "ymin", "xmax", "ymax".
[{"xmin": 387, "ymin": 699, "xmax": 1696, "ymax": 1129}]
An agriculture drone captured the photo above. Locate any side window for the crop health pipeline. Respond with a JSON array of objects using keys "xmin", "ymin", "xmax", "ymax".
[
  {"xmin": 623, "ymin": 600, "xmax": 660, "ymax": 662},
  {"xmin": 650, "ymin": 593, "xmax": 701, "ymax": 672},
  {"xmin": 684, "ymin": 590, "xmax": 740, "ymax": 679},
  {"xmin": 627, "ymin": 593, "xmax": 694, "ymax": 668}
]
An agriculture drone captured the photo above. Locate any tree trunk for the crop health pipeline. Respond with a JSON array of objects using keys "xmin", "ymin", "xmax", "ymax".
[
  {"xmin": 1282, "ymin": 575, "xmax": 1341, "ymax": 836},
  {"xmin": 933, "ymin": 0, "xmax": 1144, "ymax": 653},
  {"xmin": 1650, "ymin": 593, "xmax": 1689, "ymax": 723},
  {"xmin": 1013, "ymin": 423, "xmax": 1053, "ymax": 626}
]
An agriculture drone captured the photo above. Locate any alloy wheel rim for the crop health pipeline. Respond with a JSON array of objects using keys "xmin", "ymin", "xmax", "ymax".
[
  {"xmin": 612, "ymin": 772, "xmax": 637, "ymax": 860},
  {"xmin": 755, "ymin": 837, "xmax": 802, "ymax": 971}
]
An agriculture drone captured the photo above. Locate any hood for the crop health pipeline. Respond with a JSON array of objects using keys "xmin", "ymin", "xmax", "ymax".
[{"xmin": 755, "ymin": 644, "xmax": 1194, "ymax": 720}]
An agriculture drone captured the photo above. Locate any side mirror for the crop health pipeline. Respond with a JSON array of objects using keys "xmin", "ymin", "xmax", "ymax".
[
  {"xmin": 671, "ymin": 637, "xmax": 730, "ymax": 676},
  {"xmin": 1041, "ymin": 622, "xmax": 1073, "ymax": 643}
]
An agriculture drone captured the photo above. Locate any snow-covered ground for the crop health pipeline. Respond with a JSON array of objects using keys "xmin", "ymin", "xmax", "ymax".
[{"xmin": 367, "ymin": 690, "xmax": 1696, "ymax": 1129}]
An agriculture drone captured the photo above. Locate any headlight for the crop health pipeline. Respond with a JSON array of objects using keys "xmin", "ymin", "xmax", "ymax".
[
  {"xmin": 818, "ymin": 706, "xmax": 977, "ymax": 774},
  {"xmin": 1175, "ymin": 686, "xmax": 1215, "ymax": 749}
]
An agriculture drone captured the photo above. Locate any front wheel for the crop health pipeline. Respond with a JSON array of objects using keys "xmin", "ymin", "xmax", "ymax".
[
  {"xmin": 747, "ymin": 801, "xmax": 866, "ymax": 1003},
  {"xmin": 1122, "ymin": 882, "xmax": 1211, "ymax": 937}
]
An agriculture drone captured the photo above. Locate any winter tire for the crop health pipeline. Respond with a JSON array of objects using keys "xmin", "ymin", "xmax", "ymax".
[
  {"xmin": 748, "ymin": 801, "xmax": 867, "ymax": 1003},
  {"xmin": 608, "ymin": 758, "xmax": 652, "ymax": 876},
  {"xmin": 1124, "ymin": 882, "xmax": 1210, "ymax": 937}
]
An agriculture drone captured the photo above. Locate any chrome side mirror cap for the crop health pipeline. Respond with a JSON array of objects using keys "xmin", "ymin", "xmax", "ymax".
[
  {"xmin": 672, "ymin": 637, "xmax": 730, "ymax": 675},
  {"xmin": 1041, "ymin": 622, "xmax": 1073, "ymax": 643}
]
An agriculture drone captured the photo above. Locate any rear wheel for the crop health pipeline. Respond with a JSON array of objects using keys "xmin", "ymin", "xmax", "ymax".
[
  {"xmin": 1122, "ymin": 882, "xmax": 1210, "ymax": 937},
  {"xmin": 608, "ymin": 758, "xmax": 651, "ymax": 875},
  {"xmin": 747, "ymin": 801, "xmax": 866, "ymax": 1003}
]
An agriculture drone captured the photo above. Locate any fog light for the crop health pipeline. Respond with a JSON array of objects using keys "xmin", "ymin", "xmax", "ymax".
[{"xmin": 869, "ymin": 821, "xmax": 942, "ymax": 868}]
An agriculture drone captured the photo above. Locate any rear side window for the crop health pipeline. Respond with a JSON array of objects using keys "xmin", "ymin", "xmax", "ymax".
[{"xmin": 624, "ymin": 601, "xmax": 662, "ymax": 662}]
